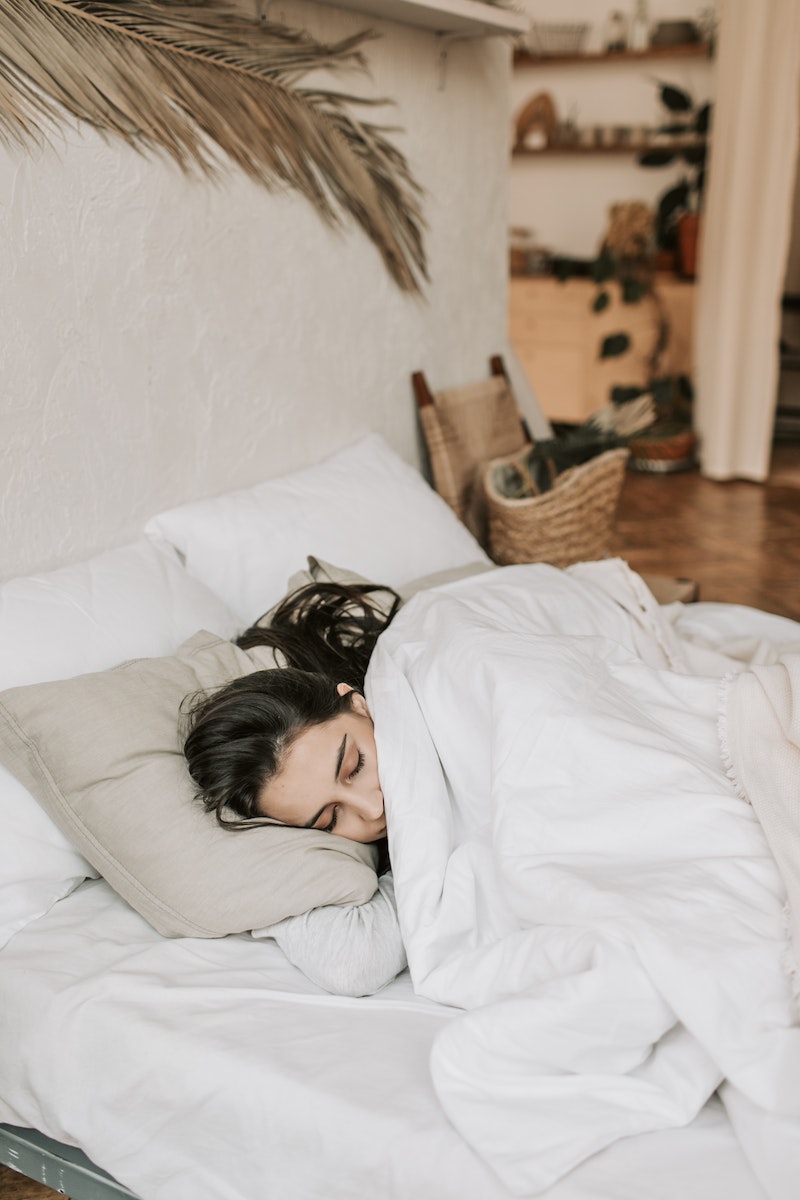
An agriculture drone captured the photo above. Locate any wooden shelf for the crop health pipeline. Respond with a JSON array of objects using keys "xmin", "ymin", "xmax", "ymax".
[
  {"xmin": 514, "ymin": 43, "xmax": 712, "ymax": 67},
  {"xmin": 513, "ymin": 139, "xmax": 701, "ymax": 157},
  {"xmin": 313, "ymin": 0, "xmax": 530, "ymax": 36}
]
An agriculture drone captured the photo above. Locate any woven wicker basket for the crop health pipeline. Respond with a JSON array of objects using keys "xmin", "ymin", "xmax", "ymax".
[
  {"xmin": 530, "ymin": 21, "xmax": 589, "ymax": 55},
  {"xmin": 483, "ymin": 447, "xmax": 629, "ymax": 569}
]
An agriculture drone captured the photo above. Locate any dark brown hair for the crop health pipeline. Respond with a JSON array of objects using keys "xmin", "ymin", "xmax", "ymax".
[
  {"xmin": 182, "ymin": 580, "xmax": 400, "ymax": 831},
  {"xmin": 236, "ymin": 580, "xmax": 401, "ymax": 692}
]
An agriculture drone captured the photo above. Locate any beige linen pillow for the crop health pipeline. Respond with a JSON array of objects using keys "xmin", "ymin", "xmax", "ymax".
[
  {"xmin": 252, "ymin": 555, "xmax": 494, "ymax": 633},
  {"xmin": 0, "ymin": 631, "xmax": 378, "ymax": 938},
  {"xmin": 295, "ymin": 554, "xmax": 492, "ymax": 602}
]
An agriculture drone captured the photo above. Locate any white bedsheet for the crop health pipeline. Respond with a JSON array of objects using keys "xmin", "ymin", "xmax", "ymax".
[
  {"xmin": 365, "ymin": 562, "xmax": 800, "ymax": 1198},
  {"xmin": 0, "ymin": 878, "xmax": 769, "ymax": 1200},
  {"xmin": 1, "ymin": 561, "xmax": 797, "ymax": 1200}
]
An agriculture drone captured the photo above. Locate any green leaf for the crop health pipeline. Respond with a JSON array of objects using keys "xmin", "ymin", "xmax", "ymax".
[
  {"xmin": 622, "ymin": 278, "xmax": 645, "ymax": 304},
  {"xmin": 638, "ymin": 148, "xmax": 677, "ymax": 168},
  {"xmin": 611, "ymin": 385, "xmax": 646, "ymax": 405},
  {"xmin": 658, "ymin": 180, "xmax": 691, "ymax": 221},
  {"xmin": 659, "ymin": 82, "xmax": 693, "ymax": 112},
  {"xmin": 592, "ymin": 289, "xmax": 610, "ymax": 313},
  {"xmin": 695, "ymin": 103, "xmax": 711, "ymax": 134},
  {"xmin": 652, "ymin": 377, "xmax": 677, "ymax": 411},
  {"xmin": 676, "ymin": 374, "xmax": 695, "ymax": 401},
  {"xmin": 592, "ymin": 249, "xmax": 615, "ymax": 284},
  {"xmin": 553, "ymin": 258, "xmax": 572, "ymax": 282},
  {"xmin": 600, "ymin": 333, "xmax": 630, "ymax": 359},
  {"xmin": 683, "ymin": 144, "xmax": 706, "ymax": 166}
]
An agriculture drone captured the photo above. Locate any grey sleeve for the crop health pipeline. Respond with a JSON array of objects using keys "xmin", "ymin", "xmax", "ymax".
[{"xmin": 250, "ymin": 873, "xmax": 407, "ymax": 997}]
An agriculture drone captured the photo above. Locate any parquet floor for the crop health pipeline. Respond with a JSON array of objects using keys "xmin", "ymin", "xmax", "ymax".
[
  {"xmin": 1, "ymin": 443, "xmax": 799, "ymax": 1200},
  {"xmin": 610, "ymin": 440, "xmax": 800, "ymax": 620},
  {"xmin": 0, "ymin": 1164, "xmax": 69, "ymax": 1199}
]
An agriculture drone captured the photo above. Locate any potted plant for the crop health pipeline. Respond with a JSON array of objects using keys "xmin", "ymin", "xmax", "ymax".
[
  {"xmin": 551, "ymin": 199, "xmax": 698, "ymax": 472},
  {"xmin": 638, "ymin": 83, "xmax": 712, "ymax": 278},
  {"xmin": 588, "ymin": 234, "xmax": 698, "ymax": 472}
]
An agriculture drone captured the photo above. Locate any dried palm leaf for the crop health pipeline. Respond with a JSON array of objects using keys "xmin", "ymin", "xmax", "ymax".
[{"xmin": 0, "ymin": 0, "xmax": 427, "ymax": 291}]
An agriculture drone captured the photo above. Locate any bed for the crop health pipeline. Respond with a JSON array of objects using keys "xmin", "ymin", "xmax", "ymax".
[{"xmin": 0, "ymin": 433, "xmax": 798, "ymax": 1200}]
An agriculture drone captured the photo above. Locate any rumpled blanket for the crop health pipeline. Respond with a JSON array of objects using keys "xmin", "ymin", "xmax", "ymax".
[
  {"xmin": 721, "ymin": 657, "xmax": 800, "ymax": 989},
  {"xmin": 365, "ymin": 560, "xmax": 800, "ymax": 1198}
]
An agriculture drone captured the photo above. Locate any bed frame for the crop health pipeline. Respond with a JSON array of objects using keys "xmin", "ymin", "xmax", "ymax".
[{"xmin": 0, "ymin": 1124, "xmax": 139, "ymax": 1199}]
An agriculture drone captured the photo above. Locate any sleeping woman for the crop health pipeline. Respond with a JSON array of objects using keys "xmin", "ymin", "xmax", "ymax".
[
  {"xmin": 182, "ymin": 581, "xmax": 406, "ymax": 997},
  {"xmin": 182, "ymin": 566, "xmax": 800, "ymax": 1191}
]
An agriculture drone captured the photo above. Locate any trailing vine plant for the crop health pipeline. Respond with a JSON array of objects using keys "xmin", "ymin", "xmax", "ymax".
[
  {"xmin": 552, "ymin": 199, "xmax": 695, "ymax": 465},
  {"xmin": 0, "ymin": 0, "xmax": 427, "ymax": 292}
]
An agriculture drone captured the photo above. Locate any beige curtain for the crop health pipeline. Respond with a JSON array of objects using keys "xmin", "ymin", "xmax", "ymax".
[{"xmin": 695, "ymin": 0, "xmax": 800, "ymax": 480}]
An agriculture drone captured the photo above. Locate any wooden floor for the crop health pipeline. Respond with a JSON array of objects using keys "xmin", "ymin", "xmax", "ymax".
[
  {"xmin": 0, "ymin": 1165, "xmax": 72, "ymax": 1200},
  {"xmin": 2, "ymin": 442, "xmax": 799, "ymax": 1200},
  {"xmin": 610, "ymin": 439, "xmax": 800, "ymax": 621}
]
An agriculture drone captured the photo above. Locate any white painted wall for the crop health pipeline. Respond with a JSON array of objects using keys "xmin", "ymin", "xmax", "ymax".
[
  {"xmin": 510, "ymin": 0, "xmax": 716, "ymax": 259},
  {"xmin": 0, "ymin": 2, "xmax": 524, "ymax": 580}
]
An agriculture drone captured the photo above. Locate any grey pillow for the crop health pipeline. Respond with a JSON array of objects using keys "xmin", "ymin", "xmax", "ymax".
[{"xmin": 0, "ymin": 631, "xmax": 378, "ymax": 938}]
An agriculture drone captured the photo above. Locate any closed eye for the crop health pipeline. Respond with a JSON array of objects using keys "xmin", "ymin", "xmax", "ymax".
[
  {"xmin": 349, "ymin": 751, "xmax": 365, "ymax": 780},
  {"xmin": 322, "ymin": 806, "xmax": 339, "ymax": 834}
]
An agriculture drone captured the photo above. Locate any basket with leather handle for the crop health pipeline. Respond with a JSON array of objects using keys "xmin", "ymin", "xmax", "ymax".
[{"xmin": 483, "ymin": 446, "xmax": 629, "ymax": 568}]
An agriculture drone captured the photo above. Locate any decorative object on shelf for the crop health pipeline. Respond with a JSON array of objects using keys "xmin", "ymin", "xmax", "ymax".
[
  {"xmin": 601, "ymin": 200, "xmax": 656, "ymax": 269},
  {"xmin": 513, "ymin": 37, "xmax": 713, "ymax": 65},
  {"xmin": 696, "ymin": 6, "xmax": 718, "ymax": 52},
  {"xmin": 555, "ymin": 104, "xmax": 581, "ymax": 146},
  {"xmin": 0, "ymin": 0, "xmax": 427, "ymax": 294},
  {"xmin": 628, "ymin": 0, "xmax": 650, "ymax": 51},
  {"xmin": 603, "ymin": 10, "xmax": 628, "ymax": 52},
  {"xmin": 637, "ymin": 82, "xmax": 712, "ymax": 278},
  {"xmin": 529, "ymin": 21, "xmax": 589, "ymax": 56},
  {"xmin": 514, "ymin": 91, "xmax": 558, "ymax": 150},
  {"xmin": 650, "ymin": 19, "xmax": 699, "ymax": 46}
]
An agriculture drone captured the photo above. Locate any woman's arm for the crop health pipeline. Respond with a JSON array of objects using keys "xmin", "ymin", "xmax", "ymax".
[{"xmin": 250, "ymin": 873, "xmax": 406, "ymax": 997}]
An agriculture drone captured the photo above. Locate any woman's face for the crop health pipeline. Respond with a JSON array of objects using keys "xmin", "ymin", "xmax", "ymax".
[{"xmin": 258, "ymin": 686, "xmax": 386, "ymax": 844}]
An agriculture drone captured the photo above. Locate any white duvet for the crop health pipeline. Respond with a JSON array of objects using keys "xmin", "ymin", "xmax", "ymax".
[{"xmin": 365, "ymin": 561, "xmax": 800, "ymax": 1198}]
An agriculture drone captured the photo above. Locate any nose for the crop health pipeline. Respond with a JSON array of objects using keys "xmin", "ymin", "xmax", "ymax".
[{"xmin": 351, "ymin": 787, "xmax": 385, "ymax": 825}]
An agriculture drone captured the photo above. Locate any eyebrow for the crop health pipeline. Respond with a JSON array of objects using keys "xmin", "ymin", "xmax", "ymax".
[{"xmin": 303, "ymin": 734, "xmax": 348, "ymax": 829}]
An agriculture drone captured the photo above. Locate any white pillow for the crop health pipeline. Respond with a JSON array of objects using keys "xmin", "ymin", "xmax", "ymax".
[
  {"xmin": 0, "ymin": 536, "xmax": 241, "ymax": 689},
  {"xmin": 145, "ymin": 433, "xmax": 491, "ymax": 625},
  {"xmin": 0, "ymin": 537, "xmax": 242, "ymax": 950}
]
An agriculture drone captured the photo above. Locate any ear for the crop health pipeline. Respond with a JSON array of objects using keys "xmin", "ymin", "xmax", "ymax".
[{"xmin": 336, "ymin": 682, "xmax": 369, "ymax": 716}]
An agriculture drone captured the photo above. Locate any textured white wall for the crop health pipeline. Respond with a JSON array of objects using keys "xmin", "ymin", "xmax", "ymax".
[{"xmin": 0, "ymin": 2, "xmax": 517, "ymax": 580}]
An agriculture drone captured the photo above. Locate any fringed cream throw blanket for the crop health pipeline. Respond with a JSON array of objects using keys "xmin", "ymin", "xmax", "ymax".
[
  {"xmin": 720, "ymin": 656, "xmax": 800, "ymax": 989},
  {"xmin": 366, "ymin": 562, "xmax": 800, "ymax": 1198}
]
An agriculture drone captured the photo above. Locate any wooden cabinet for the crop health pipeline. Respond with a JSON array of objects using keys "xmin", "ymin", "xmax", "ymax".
[{"xmin": 509, "ymin": 276, "xmax": 695, "ymax": 424}]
